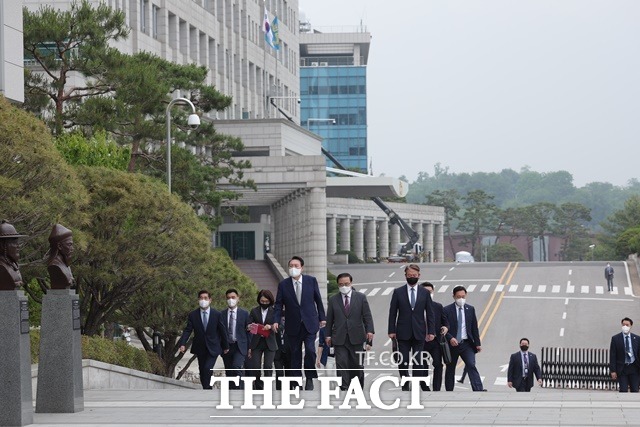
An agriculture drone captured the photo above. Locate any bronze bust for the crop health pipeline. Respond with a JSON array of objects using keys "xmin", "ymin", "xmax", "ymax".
[
  {"xmin": 47, "ymin": 224, "xmax": 75, "ymax": 289},
  {"xmin": 0, "ymin": 220, "xmax": 26, "ymax": 291}
]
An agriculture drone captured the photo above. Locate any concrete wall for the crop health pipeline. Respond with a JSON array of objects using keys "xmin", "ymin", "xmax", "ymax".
[{"xmin": 0, "ymin": 1, "xmax": 24, "ymax": 103}]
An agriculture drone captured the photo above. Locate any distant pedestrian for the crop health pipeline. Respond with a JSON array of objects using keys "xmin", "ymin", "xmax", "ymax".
[
  {"xmin": 507, "ymin": 338, "xmax": 542, "ymax": 392},
  {"xmin": 605, "ymin": 263, "xmax": 615, "ymax": 292}
]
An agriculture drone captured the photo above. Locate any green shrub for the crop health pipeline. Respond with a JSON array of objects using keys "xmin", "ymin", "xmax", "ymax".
[
  {"xmin": 336, "ymin": 250, "xmax": 362, "ymax": 264},
  {"xmin": 327, "ymin": 269, "xmax": 338, "ymax": 297}
]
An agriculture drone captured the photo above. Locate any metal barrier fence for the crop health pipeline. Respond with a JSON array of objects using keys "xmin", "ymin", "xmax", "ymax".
[{"xmin": 540, "ymin": 347, "xmax": 618, "ymax": 390}]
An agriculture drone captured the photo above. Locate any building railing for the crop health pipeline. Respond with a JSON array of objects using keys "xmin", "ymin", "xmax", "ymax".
[
  {"xmin": 540, "ymin": 347, "xmax": 617, "ymax": 390},
  {"xmin": 300, "ymin": 56, "xmax": 364, "ymax": 67}
]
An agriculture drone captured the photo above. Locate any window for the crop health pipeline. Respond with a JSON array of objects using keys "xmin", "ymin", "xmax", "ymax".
[{"xmin": 152, "ymin": 5, "xmax": 159, "ymax": 39}]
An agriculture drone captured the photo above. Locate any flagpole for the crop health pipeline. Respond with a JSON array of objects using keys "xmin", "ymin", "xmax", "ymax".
[{"xmin": 263, "ymin": 1, "xmax": 268, "ymax": 118}]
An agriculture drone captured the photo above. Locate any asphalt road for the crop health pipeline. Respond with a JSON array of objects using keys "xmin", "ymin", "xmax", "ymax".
[{"xmin": 328, "ymin": 261, "xmax": 636, "ymax": 391}]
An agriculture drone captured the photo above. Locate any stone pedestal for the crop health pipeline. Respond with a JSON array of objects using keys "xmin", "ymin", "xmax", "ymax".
[
  {"xmin": 35, "ymin": 289, "xmax": 84, "ymax": 413},
  {"xmin": 0, "ymin": 291, "xmax": 34, "ymax": 426}
]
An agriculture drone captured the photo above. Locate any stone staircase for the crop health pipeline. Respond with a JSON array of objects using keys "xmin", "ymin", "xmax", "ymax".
[{"xmin": 234, "ymin": 259, "xmax": 280, "ymax": 298}]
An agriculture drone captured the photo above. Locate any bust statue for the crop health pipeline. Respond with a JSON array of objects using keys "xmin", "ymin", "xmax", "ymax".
[
  {"xmin": 0, "ymin": 220, "xmax": 27, "ymax": 291},
  {"xmin": 47, "ymin": 224, "xmax": 75, "ymax": 289}
]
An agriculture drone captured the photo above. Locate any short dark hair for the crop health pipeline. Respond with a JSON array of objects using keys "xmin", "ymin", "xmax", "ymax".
[
  {"xmin": 257, "ymin": 289, "xmax": 274, "ymax": 305},
  {"xmin": 336, "ymin": 272, "xmax": 353, "ymax": 283},
  {"xmin": 405, "ymin": 264, "xmax": 420, "ymax": 274},
  {"xmin": 421, "ymin": 281, "xmax": 434, "ymax": 290},
  {"xmin": 452, "ymin": 285, "xmax": 467, "ymax": 296},
  {"xmin": 290, "ymin": 256, "xmax": 304, "ymax": 267},
  {"xmin": 520, "ymin": 337, "xmax": 530, "ymax": 345},
  {"xmin": 622, "ymin": 317, "xmax": 634, "ymax": 326},
  {"xmin": 198, "ymin": 290, "xmax": 210, "ymax": 298},
  {"xmin": 225, "ymin": 288, "xmax": 239, "ymax": 298}
]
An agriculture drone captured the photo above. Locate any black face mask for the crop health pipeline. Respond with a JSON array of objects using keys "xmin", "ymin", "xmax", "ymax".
[
  {"xmin": 407, "ymin": 277, "xmax": 419, "ymax": 285},
  {"xmin": 520, "ymin": 345, "xmax": 529, "ymax": 352},
  {"xmin": 260, "ymin": 303, "xmax": 271, "ymax": 310}
]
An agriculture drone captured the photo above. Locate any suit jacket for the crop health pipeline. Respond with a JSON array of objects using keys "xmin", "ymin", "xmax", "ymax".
[
  {"xmin": 249, "ymin": 306, "xmax": 278, "ymax": 351},
  {"xmin": 609, "ymin": 332, "xmax": 640, "ymax": 374},
  {"xmin": 325, "ymin": 290, "xmax": 375, "ymax": 346},
  {"xmin": 221, "ymin": 307, "xmax": 251, "ymax": 356},
  {"xmin": 431, "ymin": 300, "xmax": 449, "ymax": 338},
  {"xmin": 443, "ymin": 303, "xmax": 481, "ymax": 349},
  {"xmin": 507, "ymin": 351, "xmax": 541, "ymax": 390},
  {"xmin": 273, "ymin": 274, "xmax": 326, "ymax": 337},
  {"xmin": 605, "ymin": 266, "xmax": 615, "ymax": 279},
  {"xmin": 387, "ymin": 284, "xmax": 435, "ymax": 340},
  {"xmin": 178, "ymin": 308, "xmax": 229, "ymax": 357}
]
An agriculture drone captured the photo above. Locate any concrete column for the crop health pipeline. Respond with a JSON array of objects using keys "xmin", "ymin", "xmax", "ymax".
[
  {"xmin": 0, "ymin": 291, "xmax": 33, "ymax": 426},
  {"xmin": 365, "ymin": 219, "xmax": 377, "ymax": 260},
  {"xmin": 378, "ymin": 219, "xmax": 389, "ymax": 258},
  {"xmin": 390, "ymin": 223, "xmax": 401, "ymax": 255},
  {"xmin": 339, "ymin": 217, "xmax": 351, "ymax": 252},
  {"xmin": 306, "ymin": 187, "xmax": 327, "ymax": 295},
  {"xmin": 424, "ymin": 223, "xmax": 434, "ymax": 263},
  {"xmin": 435, "ymin": 223, "xmax": 445, "ymax": 263},
  {"xmin": 326, "ymin": 215, "xmax": 337, "ymax": 255},
  {"xmin": 353, "ymin": 217, "xmax": 364, "ymax": 261}
]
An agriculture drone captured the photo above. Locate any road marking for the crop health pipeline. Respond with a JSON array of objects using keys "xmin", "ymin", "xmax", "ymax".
[
  {"xmin": 441, "ymin": 275, "xmax": 447, "ymax": 281},
  {"xmin": 596, "ymin": 286, "xmax": 603, "ymax": 295},
  {"xmin": 625, "ymin": 287, "xmax": 633, "ymax": 296},
  {"xmin": 565, "ymin": 298, "xmax": 569, "ymax": 305},
  {"xmin": 368, "ymin": 287, "xmax": 381, "ymax": 296},
  {"xmin": 494, "ymin": 377, "xmax": 507, "ymax": 386},
  {"xmin": 478, "ymin": 262, "xmax": 513, "ymax": 327},
  {"xmin": 581, "ymin": 286, "xmax": 589, "ymax": 294},
  {"xmin": 562, "ymin": 312, "xmax": 567, "ymax": 319},
  {"xmin": 480, "ymin": 262, "xmax": 518, "ymax": 340},
  {"xmin": 612, "ymin": 287, "xmax": 619, "ymax": 295},
  {"xmin": 384, "ymin": 338, "xmax": 391, "ymax": 346},
  {"xmin": 438, "ymin": 285, "xmax": 449, "ymax": 293},
  {"xmin": 389, "ymin": 272, "xmax": 396, "ymax": 278},
  {"xmin": 382, "ymin": 287, "xmax": 394, "ymax": 296},
  {"xmin": 503, "ymin": 296, "xmax": 634, "ymax": 302},
  {"xmin": 495, "ymin": 285, "xmax": 504, "ymax": 292},
  {"xmin": 569, "ymin": 269, "xmax": 572, "ymax": 275},
  {"xmin": 566, "ymin": 281, "xmax": 574, "ymax": 293},
  {"xmin": 509, "ymin": 285, "xmax": 518, "ymax": 292},
  {"xmin": 383, "ymin": 280, "xmax": 387, "ymax": 283},
  {"xmin": 560, "ymin": 328, "xmax": 565, "ymax": 337},
  {"xmin": 538, "ymin": 285, "xmax": 546, "ymax": 293},
  {"xmin": 481, "ymin": 284, "xmax": 491, "ymax": 292},
  {"xmin": 467, "ymin": 284, "xmax": 477, "ymax": 292},
  {"xmin": 523, "ymin": 285, "xmax": 532, "ymax": 293},
  {"xmin": 359, "ymin": 288, "xmax": 367, "ymax": 293},
  {"xmin": 552, "ymin": 285, "xmax": 560, "ymax": 293},
  {"xmin": 449, "ymin": 267, "xmax": 455, "ymax": 271}
]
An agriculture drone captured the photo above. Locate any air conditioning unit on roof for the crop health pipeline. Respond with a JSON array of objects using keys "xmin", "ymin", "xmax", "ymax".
[{"xmin": 319, "ymin": 62, "xmax": 328, "ymax": 66}]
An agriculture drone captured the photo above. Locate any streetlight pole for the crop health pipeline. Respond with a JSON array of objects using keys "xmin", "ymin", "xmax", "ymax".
[
  {"xmin": 166, "ymin": 97, "xmax": 200, "ymax": 193},
  {"xmin": 589, "ymin": 244, "xmax": 595, "ymax": 261}
]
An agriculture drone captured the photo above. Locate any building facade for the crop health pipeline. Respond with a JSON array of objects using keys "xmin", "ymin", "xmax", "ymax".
[
  {"xmin": 0, "ymin": 1, "xmax": 24, "ymax": 103},
  {"xmin": 299, "ymin": 29, "xmax": 371, "ymax": 172}
]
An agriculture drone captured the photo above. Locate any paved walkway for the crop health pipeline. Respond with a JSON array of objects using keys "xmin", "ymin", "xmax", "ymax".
[{"xmin": 31, "ymin": 388, "xmax": 640, "ymax": 426}]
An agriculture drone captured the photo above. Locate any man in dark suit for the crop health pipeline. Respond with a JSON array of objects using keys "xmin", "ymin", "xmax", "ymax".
[
  {"xmin": 420, "ymin": 282, "xmax": 449, "ymax": 391},
  {"xmin": 273, "ymin": 256, "xmax": 326, "ymax": 390},
  {"xmin": 610, "ymin": 317, "xmax": 640, "ymax": 392},
  {"xmin": 605, "ymin": 263, "xmax": 615, "ymax": 292},
  {"xmin": 325, "ymin": 273, "xmax": 375, "ymax": 390},
  {"xmin": 178, "ymin": 290, "xmax": 229, "ymax": 389},
  {"xmin": 388, "ymin": 264, "xmax": 435, "ymax": 391},
  {"xmin": 443, "ymin": 285, "xmax": 485, "ymax": 391},
  {"xmin": 221, "ymin": 288, "xmax": 251, "ymax": 389},
  {"xmin": 507, "ymin": 338, "xmax": 542, "ymax": 392}
]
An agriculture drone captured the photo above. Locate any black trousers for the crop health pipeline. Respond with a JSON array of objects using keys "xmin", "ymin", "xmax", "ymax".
[
  {"xmin": 618, "ymin": 363, "xmax": 640, "ymax": 392},
  {"xmin": 422, "ymin": 339, "xmax": 444, "ymax": 391}
]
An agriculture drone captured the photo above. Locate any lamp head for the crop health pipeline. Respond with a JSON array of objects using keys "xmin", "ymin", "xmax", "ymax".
[{"xmin": 187, "ymin": 113, "xmax": 200, "ymax": 129}]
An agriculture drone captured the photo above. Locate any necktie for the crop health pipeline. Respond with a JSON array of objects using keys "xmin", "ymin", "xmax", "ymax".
[
  {"xmin": 202, "ymin": 311, "xmax": 208, "ymax": 330},
  {"xmin": 295, "ymin": 280, "xmax": 301, "ymax": 304},
  {"xmin": 344, "ymin": 294, "xmax": 350, "ymax": 315},
  {"xmin": 456, "ymin": 307, "xmax": 463, "ymax": 341},
  {"xmin": 230, "ymin": 310, "xmax": 236, "ymax": 342},
  {"xmin": 410, "ymin": 287, "xmax": 416, "ymax": 309},
  {"xmin": 626, "ymin": 335, "xmax": 632, "ymax": 363},
  {"xmin": 523, "ymin": 353, "xmax": 529, "ymax": 376}
]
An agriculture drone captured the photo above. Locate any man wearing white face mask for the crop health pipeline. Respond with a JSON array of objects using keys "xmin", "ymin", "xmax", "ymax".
[
  {"xmin": 178, "ymin": 290, "xmax": 229, "ymax": 389},
  {"xmin": 610, "ymin": 317, "xmax": 640, "ymax": 392},
  {"xmin": 325, "ymin": 273, "xmax": 375, "ymax": 390},
  {"xmin": 221, "ymin": 288, "xmax": 251, "ymax": 389},
  {"xmin": 443, "ymin": 285, "xmax": 485, "ymax": 391},
  {"xmin": 273, "ymin": 256, "xmax": 326, "ymax": 390}
]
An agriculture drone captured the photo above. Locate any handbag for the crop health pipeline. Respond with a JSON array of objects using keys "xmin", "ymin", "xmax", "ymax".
[{"xmin": 440, "ymin": 333, "xmax": 452, "ymax": 364}]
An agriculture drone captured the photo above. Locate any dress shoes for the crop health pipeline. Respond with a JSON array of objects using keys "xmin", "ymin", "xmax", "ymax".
[
  {"xmin": 457, "ymin": 379, "xmax": 464, "ymax": 384},
  {"xmin": 305, "ymin": 378, "xmax": 314, "ymax": 390}
]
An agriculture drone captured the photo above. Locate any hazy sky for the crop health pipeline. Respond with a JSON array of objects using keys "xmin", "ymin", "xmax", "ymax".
[{"xmin": 298, "ymin": 0, "xmax": 640, "ymax": 187}]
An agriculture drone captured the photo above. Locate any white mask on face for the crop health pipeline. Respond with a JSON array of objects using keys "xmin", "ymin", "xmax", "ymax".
[
  {"xmin": 339, "ymin": 286, "xmax": 351, "ymax": 295},
  {"xmin": 227, "ymin": 298, "xmax": 238, "ymax": 308},
  {"xmin": 455, "ymin": 298, "xmax": 466, "ymax": 307},
  {"xmin": 622, "ymin": 325, "xmax": 631, "ymax": 334},
  {"xmin": 199, "ymin": 299, "xmax": 210, "ymax": 309},
  {"xmin": 289, "ymin": 267, "xmax": 302, "ymax": 278}
]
